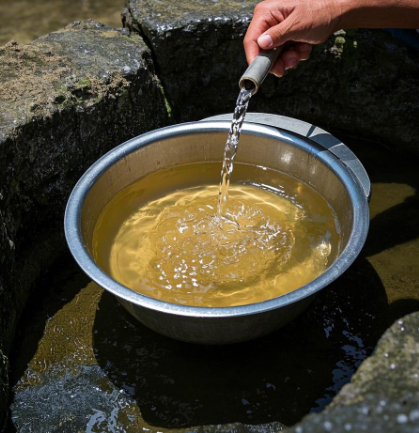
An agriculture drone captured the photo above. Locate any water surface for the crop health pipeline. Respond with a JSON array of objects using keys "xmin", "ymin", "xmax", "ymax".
[
  {"xmin": 0, "ymin": 0, "xmax": 124, "ymax": 46},
  {"xmin": 10, "ymin": 137, "xmax": 419, "ymax": 432}
]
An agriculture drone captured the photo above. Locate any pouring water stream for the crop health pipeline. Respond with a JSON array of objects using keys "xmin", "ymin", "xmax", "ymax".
[{"xmin": 217, "ymin": 48, "xmax": 280, "ymax": 216}]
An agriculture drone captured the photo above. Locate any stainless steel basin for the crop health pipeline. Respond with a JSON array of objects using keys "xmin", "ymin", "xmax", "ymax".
[{"xmin": 64, "ymin": 113, "xmax": 370, "ymax": 344}]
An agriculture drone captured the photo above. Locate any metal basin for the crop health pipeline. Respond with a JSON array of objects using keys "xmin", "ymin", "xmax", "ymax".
[{"xmin": 64, "ymin": 113, "xmax": 370, "ymax": 344}]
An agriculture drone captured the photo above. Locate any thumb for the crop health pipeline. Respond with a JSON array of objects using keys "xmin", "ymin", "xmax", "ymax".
[{"xmin": 257, "ymin": 17, "xmax": 301, "ymax": 49}]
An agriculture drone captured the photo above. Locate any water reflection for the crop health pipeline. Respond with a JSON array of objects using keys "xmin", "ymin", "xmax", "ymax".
[
  {"xmin": 10, "ymin": 254, "xmax": 389, "ymax": 431},
  {"xmin": 93, "ymin": 256, "xmax": 388, "ymax": 428},
  {"xmin": 10, "ymin": 137, "xmax": 419, "ymax": 431}
]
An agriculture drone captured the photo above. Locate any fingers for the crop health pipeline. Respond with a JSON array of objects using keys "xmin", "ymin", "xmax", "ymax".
[
  {"xmin": 270, "ymin": 43, "xmax": 312, "ymax": 77},
  {"xmin": 244, "ymin": 8, "xmax": 274, "ymax": 64},
  {"xmin": 270, "ymin": 57, "xmax": 286, "ymax": 78},
  {"xmin": 244, "ymin": 0, "xmax": 287, "ymax": 64},
  {"xmin": 258, "ymin": 14, "xmax": 304, "ymax": 51},
  {"xmin": 294, "ymin": 43, "xmax": 312, "ymax": 61},
  {"xmin": 244, "ymin": 0, "xmax": 313, "ymax": 74}
]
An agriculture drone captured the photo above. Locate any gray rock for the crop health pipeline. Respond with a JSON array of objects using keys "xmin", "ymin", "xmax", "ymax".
[
  {"xmin": 123, "ymin": 0, "xmax": 419, "ymax": 154},
  {"xmin": 0, "ymin": 19, "xmax": 169, "ymax": 428},
  {"xmin": 122, "ymin": 0, "xmax": 257, "ymax": 122},
  {"xmin": 256, "ymin": 29, "xmax": 419, "ymax": 156},
  {"xmin": 287, "ymin": 312, "xmax": 419, "ymax": 433}
]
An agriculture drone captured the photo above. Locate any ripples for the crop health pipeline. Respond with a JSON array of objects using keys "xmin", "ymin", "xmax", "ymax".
[{"xmin": 94, "ymin": 178, "xmax": 338, "ymax": 307}]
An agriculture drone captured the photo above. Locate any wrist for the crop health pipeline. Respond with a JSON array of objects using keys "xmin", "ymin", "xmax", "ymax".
[
  {"xmin": 336, "ymin": 0, "xmax": 419, "ymax": 30},
  {"xmin": 335, "ymin": 0, "xmax": 366, "ymax": 30}
]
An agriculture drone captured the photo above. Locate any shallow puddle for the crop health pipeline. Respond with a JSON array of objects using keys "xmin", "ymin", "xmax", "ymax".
[
  {"xmin": 0, "ymin": 0, "xmax": 125, "ymax": 46},
  {"xmin": 9, "ymin": 138, "xmax": 419, "ymax": 432},
  {"xmin": 9, "ymin": 255, "xmax": 388, "ymax": 431}
]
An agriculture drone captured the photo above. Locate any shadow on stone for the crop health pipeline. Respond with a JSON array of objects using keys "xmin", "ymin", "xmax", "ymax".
[
  {"xmin": 9, "ymin": 256, "xmax": 90, "ymax": 386},
  {"xmin": 389, "ymin": 299, "xmax": 419, "ymax": 324},
  {"xmin": 7, "ymin": 255, "xmax": 90, "ymax": 432},
  {"xmin": 348, "ymin": 140, "xmax": 419, "ymax": 258},
  {"xmin": 93, "ymin": 257, "xmax": 389, "ymax": 429}
]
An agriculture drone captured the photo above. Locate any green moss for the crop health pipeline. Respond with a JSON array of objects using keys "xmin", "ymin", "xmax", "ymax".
[
  {"xmin": 76, "ymin": 78, "xmax": 92, "ymax": 88},
  {"xmin": 60, "ymin": 96, "xmax": 84, "ymax": 110},
  {"xmin": 54, "ymin": 83, "xmax": 67, "ymax": 92},
  {"xmin": 157, "ymin": 81, "xmax": 172, "ymax": 121},
  {"xmin": 334, "ymin": 36, "xmax": 346, "ymax": 48}
]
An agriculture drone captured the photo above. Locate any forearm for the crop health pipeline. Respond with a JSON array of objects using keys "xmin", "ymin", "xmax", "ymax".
[
  {"xmin": 244, "ymin": 0, "xmax": 419, "ymax": 74},
  {"xmin": 338, "ymin": 0, "xmax": 419, "ymax": 30}
]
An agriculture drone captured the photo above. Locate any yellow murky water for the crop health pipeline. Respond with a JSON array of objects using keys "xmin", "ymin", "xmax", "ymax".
[
  {"xmin": 0, "ymin": 0, "xmax": 124, "ymax": 45},
  {"xmin": 93, "ymin": 163, "xmax": 340, "ymax": 307}
]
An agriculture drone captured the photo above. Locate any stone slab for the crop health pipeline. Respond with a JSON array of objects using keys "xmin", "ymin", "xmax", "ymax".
[
  {"xmin": 123, "ymin": 0, "xmax": 257, "ymax": 122},
  {"xmin": 0, "ymin": 19, "xmax": 169, "ymax": 428},
  {"xmin": 288, "ymin": 312, "xmax": 419, "ymax": 433},
  {"xmin": 123, "ymin": 0, "xmax": 419, "ymax": 155}
]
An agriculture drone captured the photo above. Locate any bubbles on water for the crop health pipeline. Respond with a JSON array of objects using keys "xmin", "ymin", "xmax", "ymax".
[
  {"xmin": 396, "ymin": 413, "xmax": 408, "ymax": 424},
  {"xmin": 323, "ymin": 421, "xmax": 333, "ymax": 432},
  {"xmin": 144, "ymin": 185, "xmax": 298, "ymax": 291},
  {"xmin": 360, "ymin": 406, "xmax": 369, "ymax": 415},
  {"xmin": 93, "ymin": 163, "xmax": 339, "ymax": 307},
  {"xmin": 102, "ymin": 181, "xmax": 336, "ymax": 307},
  {"xmin": 121, "ymin": 65, "xmax": 132, "ymax": 75},
  {"xmin": 11, "ymin": 364, "xmax": 139, "ymax": 433}
]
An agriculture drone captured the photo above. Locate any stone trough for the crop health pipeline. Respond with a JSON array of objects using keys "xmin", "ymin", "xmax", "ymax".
[{"xmin": 1, "ymin": 0, "xmax": 419, "ymax": 431}]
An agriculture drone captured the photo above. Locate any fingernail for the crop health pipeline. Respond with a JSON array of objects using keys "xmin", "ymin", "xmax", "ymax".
[
  {"xmin": 286, "ymin": 58, "xmax": 299, "ymax": 70},
  {"xmin": 258, "ymin": 34, "xmax": 273, "ymax": 49},
  {"xmin": 272, "ymin": 71, "xmax": 283, "ymax": 78}
]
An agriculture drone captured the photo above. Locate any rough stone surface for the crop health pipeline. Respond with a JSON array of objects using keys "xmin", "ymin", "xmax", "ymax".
[
  {"xmin": 0, "ymin": 19, "xmax": 168, "ymax": 429},
  {"xmin": 287, "ymin": 312, "xmax": 419, "ymax": 433},
  {"xmin": 123, "ymin": 0, "xmax": 419, "ymax": 155},
  {"xmin": 255, "ymin": 29, "xmax": 419, "ymax": 156},
  {"xmin": 122, "ymin": 0, "xmax": 256, "ymax": 122},
  {"xmin": 2, "ymin": 2, "xmax": 419, "ymax": 432}
]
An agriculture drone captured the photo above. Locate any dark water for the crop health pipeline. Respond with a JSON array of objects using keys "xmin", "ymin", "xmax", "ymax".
[
  {"xmin": 0, "ymin": 0, "xmax": 124, "ymax": 46},
  {"xmin": 9, "ymin": 138, "xmax": 419, "ymax": 432},
  {"xmin": 10, "ymin": 258, "xmax": 388, "ymax": 432}
]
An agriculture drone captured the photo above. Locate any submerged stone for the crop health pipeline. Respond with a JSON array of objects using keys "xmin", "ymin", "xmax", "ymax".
[
  {"xmin": 124, "ymin": 0, "xmax": 419, "ymax": 154},
  {"xmin": 10, "ymin": 247, "xmax": 392, "ymax": 432},
  {"xmin": 0, "ymin": 19, "xmax": 169, "ymax": 427},
  {"xmin": 10, "ymin": 276, "xmax": 287, "ymax": 432}
]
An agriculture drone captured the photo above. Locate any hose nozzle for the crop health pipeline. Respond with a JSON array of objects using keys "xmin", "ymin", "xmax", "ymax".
[{"xmin": 239, "ymin": 48, "xmax": 282, "ymax": 95}]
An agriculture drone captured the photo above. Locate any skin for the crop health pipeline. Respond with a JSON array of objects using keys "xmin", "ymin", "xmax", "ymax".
[{"xmin": 244, "ymin": 0, "xmax": 419, "ymax": 77}]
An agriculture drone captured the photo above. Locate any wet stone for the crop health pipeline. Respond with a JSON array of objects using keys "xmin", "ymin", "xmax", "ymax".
[
  {"xmin": 288, "ymin": 312, "xmax": 419, "ymax": 433},
  {"xmin": 0, "ymin": 19, "xmax": 169, "ymax": 428},
  {"xmin": 124, "ymin": 0, "xmax": 419, "ymax": 154},
  {"xmin": 10, "ymin": 249, "xmax": 391, "ymax": 431},
  {"xmin": 122, "ymin": 0, "xmax": 257, "ymax": 122},
  {"xmin": 9, "ymin": 140, "xmax": 418, "ymax": 432}
]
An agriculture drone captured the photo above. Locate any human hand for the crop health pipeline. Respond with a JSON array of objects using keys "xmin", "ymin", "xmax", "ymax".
[{"xmin": 244, "ymin": 0, "xmax": 344, "ymax": 76}]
